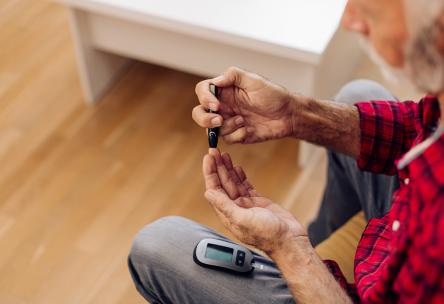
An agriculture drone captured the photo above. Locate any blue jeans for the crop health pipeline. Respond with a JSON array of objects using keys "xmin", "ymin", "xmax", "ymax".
[{"xmin": 128, "ymin": 80, "xmax": 400, "ymax": 303}]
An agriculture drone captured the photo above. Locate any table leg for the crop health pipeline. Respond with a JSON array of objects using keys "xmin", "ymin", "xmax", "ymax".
[{"xmin": 68, "ymin": 8, "xmax": 131, "ymax": 104}]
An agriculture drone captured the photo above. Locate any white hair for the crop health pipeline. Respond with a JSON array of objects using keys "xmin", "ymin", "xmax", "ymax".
[
  {"xmin": 363, "ymin": 0, "xmax": 444, "ymax": 94},
  {"xmin": 404, "ymin": 0, "xmax": 444, "ymax": 36},
  {"xmin": 403, "ymin": 0, "xmax": 444, "ymax": 93}
]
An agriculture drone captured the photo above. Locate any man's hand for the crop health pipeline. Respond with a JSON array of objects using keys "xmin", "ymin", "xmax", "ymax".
[
  {"xmin": 203, "ymin": 150, "xmax": 352, "ymax": 303},
  {"xmin": 202, "ymin": 148, "xmax": 306, "ymax": 255},
  {"xmin": 193, "ymin": 67, "xmax": 295, "ymax": 144}
]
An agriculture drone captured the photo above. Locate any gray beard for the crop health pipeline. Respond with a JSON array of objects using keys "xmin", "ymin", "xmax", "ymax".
[
  {"xmin": 359, "ymin": 36, "xmax": 415, "ymax": 90},
  {"xmin": 359, "ymin": 17, "xmax": 444, "ymax": 95},
  {"xmin": 405, "ymin": 20, "xmax": 444, "ymax": 94}
]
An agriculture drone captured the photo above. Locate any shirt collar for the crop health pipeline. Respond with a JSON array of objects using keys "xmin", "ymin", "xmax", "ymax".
[
  {"xmin": 396, "ymin": 96, "xmax": 441, "ymax": 170},
  {"xmin": 397, "ymin": 125, "xmax": 444, "ymax": 170},
  {"xmin": 420, "ymin": 96, "xmax": 440, "ymax": 131}
]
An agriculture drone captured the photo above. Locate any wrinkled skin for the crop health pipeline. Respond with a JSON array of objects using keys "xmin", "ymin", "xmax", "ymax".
[
  {"xmin": 193, "ymin": 67, "xmax": 294, "ymax": 144},
  {"xmin": 202, "ymin": 149, "xmax": 306, "ymax": 255}
]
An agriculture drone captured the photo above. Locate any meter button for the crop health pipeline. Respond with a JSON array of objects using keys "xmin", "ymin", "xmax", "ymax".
[{"xmin": 236, "ymin": 251, "xmax": 245, "ymax": 266}]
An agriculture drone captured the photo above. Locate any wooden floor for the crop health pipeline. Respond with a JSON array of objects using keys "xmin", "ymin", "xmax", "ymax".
[{"xmin": 0, "ymin": 1, "xmax": 325, "ymax": 303}]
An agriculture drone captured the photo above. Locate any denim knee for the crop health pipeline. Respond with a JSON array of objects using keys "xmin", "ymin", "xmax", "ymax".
[
  {"xmin": 129, "ymin": 216, "xmax": 191, "ymax": 269},
  {"xmin": 335, "ymin": 79, "xmax": 396, "ymax": 105}
]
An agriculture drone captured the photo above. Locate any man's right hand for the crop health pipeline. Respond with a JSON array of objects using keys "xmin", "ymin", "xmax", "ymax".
[{"xmin": 193, "ymin": 67, "xmax": 296, "ymax": 144}]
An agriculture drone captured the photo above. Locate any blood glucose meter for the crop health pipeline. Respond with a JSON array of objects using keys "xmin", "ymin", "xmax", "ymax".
[{"xmin": 193, "ymin": 238, "xmax": 255, "ymax": 273}]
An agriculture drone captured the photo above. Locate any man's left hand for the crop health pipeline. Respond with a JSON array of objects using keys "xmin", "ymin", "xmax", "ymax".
[{"xmin": 203, "ymin": 149, "xmax": 307, "ymax": 256}]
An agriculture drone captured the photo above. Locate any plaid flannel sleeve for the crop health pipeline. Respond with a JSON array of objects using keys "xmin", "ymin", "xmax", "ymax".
[
  {"xmin": 354, "ymin": 100, "xmax": 419, "ymax": 175},
  {"xmin": 324, "ymin": 260, "xmax": 360, "ymax": 303}
]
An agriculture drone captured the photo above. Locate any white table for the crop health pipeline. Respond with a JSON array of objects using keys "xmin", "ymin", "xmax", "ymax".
[{"xmin": 59, "ymin": 0, "xmax": 363, "ymax": 166}]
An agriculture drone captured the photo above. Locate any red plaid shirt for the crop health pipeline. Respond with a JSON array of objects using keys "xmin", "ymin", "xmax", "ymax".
[{"xmin": 323, "ymin": 96, "xmax": 444, "ymax": 303}]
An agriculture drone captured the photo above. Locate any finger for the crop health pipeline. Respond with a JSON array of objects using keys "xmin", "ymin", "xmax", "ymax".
[
  {"xmin": 205, "ymin": 189, "xmax": 256, "ymax": 241},
  {"xmin": 195, "ymin": 79, "xmax": 220, "ymax": 111},
  {"xmin": 209, "ymin": 149, "xmax": 239, "ymax": 199},
  {"xmin": 204, "ymin": 189, "xmax": 245, "ymax": 223},
  {"xmin": 202, "ymin": 154, "xmax": 222, "ymax": 191},
  {"xmin": 221, "ymin": 153, "xmax": 249, "ymax": 197},
  {"xmin": 204, "ymin": 190, "xmax": 231, "ymax": 228},
  {"xmin": 234, "ymin": 166, "xmax": 259, "ymax": 196},
  {"xmin": 207, "ymin": 193, "xmax": 239, "ymax": 232},
  {"xmin": 234, "ymin": 165, "xmax": 247, "ymax": 181},
  {"xmin": 235, "ymin": 196, "xmax": 255, "ymax": 208},
  {"xmin": 212, "ymin": 206, "xmax": 233, "ymax": 229},
  {"xmin": 248, "ymin": 188, "xmax": 260, "ymax": 197},
  {"xmin": 213, "ymin": 66, "xmax": 245, "ymax": 88},
  {"xmin": 192, "ymin": 105, "xmax": 223, "ymax": 128},
  {"xmin": 219, "ymin": 115, "xmax": 244, "ymax": 136}
]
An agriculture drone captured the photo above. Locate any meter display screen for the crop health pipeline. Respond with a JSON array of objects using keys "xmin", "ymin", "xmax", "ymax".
[{"xmin": 205, "ymin": 243, "xmax": 233, "ymax": 263}]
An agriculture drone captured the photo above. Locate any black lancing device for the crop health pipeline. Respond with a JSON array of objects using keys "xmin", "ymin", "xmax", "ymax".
[{"xmin": 208, "ymin": 84, "xmax": 219, "ymax": 148}]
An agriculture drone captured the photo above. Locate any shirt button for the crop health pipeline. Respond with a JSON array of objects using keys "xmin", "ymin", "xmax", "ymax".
[
  {"xmin": 392, "ymin": 220, "xmax": 400, "ymax": 232},
  {"xmin": 404, "ymin": 178, "xmax": 410, "ymax": 185}
]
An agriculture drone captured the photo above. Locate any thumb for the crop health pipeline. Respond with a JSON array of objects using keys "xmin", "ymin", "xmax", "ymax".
[
  {"xmin": 213, "ymin": 67, "xmax": 245, "ymax": 88},
  {"xmin": 205, "ymin": 189, "xmax": 237, "ymax": 219}
]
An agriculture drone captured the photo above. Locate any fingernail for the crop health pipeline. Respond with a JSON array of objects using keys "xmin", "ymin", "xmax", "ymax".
[
  {"xmin": 246, "ymin": 126, "xmax": 255, "ymax": 133},
  {"xmin": 212, "ymin": 76, "xmax": 224, "ymax": 84},
  {"xmin": 208, "ymin": 149, "xmax": 220, "ymax": 160},
  {"xmin": 209, "ymin": 102, "xmax": 219, "ymax": 111},
  {"xmin": 235, "ymin": 116, "xmax": 244, "ymax": 126},
  {"xmin": 211, "ymin": 117, "xmax": 222, "ymax": 126}
]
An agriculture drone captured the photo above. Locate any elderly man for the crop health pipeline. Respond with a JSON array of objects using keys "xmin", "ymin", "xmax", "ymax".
[{"xmin": 128, "ymin": 0, "xmax": 444, "ymax": 303}]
